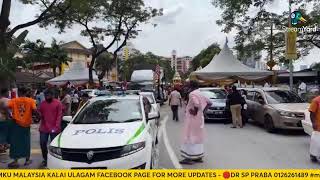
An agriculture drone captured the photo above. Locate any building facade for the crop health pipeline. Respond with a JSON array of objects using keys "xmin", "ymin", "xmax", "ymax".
[
  {"xmin": 170, "ymin": 50, "xmax": 192, "ymax": 74},
  {"xmin": 117, "ymin": 42, "xmax": 140, "ymax": 61},
  {"xmin": 59, "ymin": 41, "xmax": 92, "ymax": 73}
]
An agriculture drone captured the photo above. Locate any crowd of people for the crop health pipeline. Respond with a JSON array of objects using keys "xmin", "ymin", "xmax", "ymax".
[{"xmin": 0, "ymin": 86, "xmax": 89, "ymax": 168}]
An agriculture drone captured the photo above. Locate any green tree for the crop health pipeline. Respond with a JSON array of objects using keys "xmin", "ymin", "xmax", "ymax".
[
  {"xmin": 0, "ymin": 0, "xmax": 72, "ymax": 86},
  {"xmin": 95, "ymin": 52, "xmax": 115, "ymax": 83},
  {"xmin": 46, "ymin": 39, "xmax": 71, "ymax": 77},
  {"xmin": 212, "ymin": 0, "xmax": 320, "ymax": 65},
  {"xmin": 119, "ymin": 52, "xmax": 174, "ymax": 82},
  {"xmin": 192, "ymin": 43, "xmax": 221, "ymax": 70},
  {"xmin": 0, "ymin": 30, "xmax": 29, "ymax": 88},
  {"xmin": 42, "ymin": 0, "xmax": 162, "ymax": 86},
  {"xmin": 0, "ymin": 0, "xmax": 71, "ymax": 53},
  {"xmin": 22, "ymin": 39, "xmax": 71, "ymax": 77}
]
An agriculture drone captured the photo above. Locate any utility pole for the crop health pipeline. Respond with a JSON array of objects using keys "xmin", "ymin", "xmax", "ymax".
[
  {"xmin": 270, "ymin": 23, "xmax": 274, "ymax": 70},
  {"xmin": 288, "ymin": 0, "xmax": 294, "ymax": 91},
  {"xmin": 116, "ymin": 40, "xmax": 119, "ymax": 82}
]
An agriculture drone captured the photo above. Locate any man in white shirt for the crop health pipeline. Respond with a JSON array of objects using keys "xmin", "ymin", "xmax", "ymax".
[
  {"xmin": 169, "ymin": 88, "xmax": 182, "ymax": 121},
  {"xmin": 71, "ymin": 92, "xmax": 79, "ymax": 115},
  {"xmin": 298, "ymin": 81, "xmax": 307, "ymax": 99}
]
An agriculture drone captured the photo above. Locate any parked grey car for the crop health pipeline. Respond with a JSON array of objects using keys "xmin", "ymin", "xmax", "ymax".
[
  {"xmin": 242, "ymin": 88, "xmax": 309, "ymax": 132},
  {"xmin": 200, "ymin": 88, "xmax": 230, "ymax": 122}
]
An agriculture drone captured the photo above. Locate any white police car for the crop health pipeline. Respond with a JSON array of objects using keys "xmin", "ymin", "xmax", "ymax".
[{"xmin": 48, "ymin": 94, "xmax": 160, "ymax": 169}]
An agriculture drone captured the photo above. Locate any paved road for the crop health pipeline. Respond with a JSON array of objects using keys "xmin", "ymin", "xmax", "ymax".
[{"xmin": 159, "ymin": 105, "xmax": 320, "ymax": 169}]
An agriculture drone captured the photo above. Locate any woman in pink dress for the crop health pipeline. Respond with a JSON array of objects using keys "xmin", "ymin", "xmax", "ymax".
[{"xmin": 180, "ymin": 81, "xmax": 211, "ymax": 165}]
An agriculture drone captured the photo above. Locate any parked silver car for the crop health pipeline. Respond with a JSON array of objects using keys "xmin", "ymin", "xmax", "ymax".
[
  {"xmin": 243, "ymin": 88, "xmax": 309, "ymax": 132},
  {"xmin": 200, "ymin": 88, "xmax": 230, "ymax": 122}
]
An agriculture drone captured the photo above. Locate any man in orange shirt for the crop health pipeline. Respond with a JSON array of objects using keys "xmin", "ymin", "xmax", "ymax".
[
  {"xmin": 309, "ymin": 96, "xmax": 320, "ymax": 162},
  {"xmin": 7, "ymin": 87, "xmax": 37, "ymax": 168}
]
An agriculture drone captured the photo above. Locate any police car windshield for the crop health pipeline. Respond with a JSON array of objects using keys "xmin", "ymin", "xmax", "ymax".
[{"xmin": 73, "ymin": 99, "xmax": 142, "ymax": 124}]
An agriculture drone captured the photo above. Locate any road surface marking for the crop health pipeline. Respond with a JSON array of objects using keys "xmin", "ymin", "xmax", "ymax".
[{"xmin": 161, "ymin": 115, "xmax": 183, "ymax": 169}]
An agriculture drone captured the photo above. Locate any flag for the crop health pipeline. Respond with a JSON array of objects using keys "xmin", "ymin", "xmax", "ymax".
[
  {"xmin": 285, "ymin": 30, "xmax": 297, "ymax": 60},
  {"xmin": 155, "ymin": 64, "xmax": 161, "ymax": 77}
]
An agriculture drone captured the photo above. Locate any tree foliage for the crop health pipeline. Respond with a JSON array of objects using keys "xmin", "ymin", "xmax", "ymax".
[
  {"xmin": 212, "ymin": 0, "xmax": 320, "ymax": 65},
  {"xmin": 192, "ymin": 43, "xmax": 221, "ymax": 70},
  {"xmin": 22, "ymin": 39, "xmax": 71, "ymax": 77},
  {"xmin": 41, "ymin": 0, "xmax": 162, "ymax": 85},
  {"xmin": 119, "ymin": 52, "xmax": 174, "ymax": 82},
  {"xmin": 0, "ymin": 30, "xmax": 29, "ymax": 87},
  {"xmin": 95, "ymin": 52, "xmax": 115, "ymax": 81},
  {"xmin": 0, "ymin": 0, "xmax": 72, "ymax": 53}
]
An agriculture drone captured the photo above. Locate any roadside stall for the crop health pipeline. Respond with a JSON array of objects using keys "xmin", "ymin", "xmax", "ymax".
[{"xmin": 191, "ymin": 40, "xmax": 273, "ymax": 85}]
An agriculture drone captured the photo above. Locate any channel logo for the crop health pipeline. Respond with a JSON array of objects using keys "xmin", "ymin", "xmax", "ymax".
[{"xmin": 291, "ymin": 10, "xmax": 307, "ymax": 26}]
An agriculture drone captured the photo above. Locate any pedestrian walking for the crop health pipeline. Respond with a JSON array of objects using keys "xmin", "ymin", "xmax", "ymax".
[
  {"xmin": 229, "ymin": 86, "xmax": 244, "ymax": 128},
  {"xmin": 169, "ymin": 88, "xmax": 182, "ymax": 121},
  {"xmin": 7, "ymin": 87, "xmax": 37, "ymax": 168},
  {"xmin": 38, "ymin": 89, "xmax": 63, "ymax": 167},
  {"xmin": 35, "ymin": 89, "xmax": 45, "ymax": 107},
  {"xmin": 180, "ymin": 81, "xmax": 211, "ymax": 165},
  {"xmin": 0, "ymin": 88, "xmax": 10, "ymax": 154},
  {"xmin": 61, "ymin": 89, "xmax": 72, "ymax": 116},
  {"xmin": 71, "ymin": 90, "xmax": 79, "ymax": 115},
  {"xmin": 308, "ymin": 95, "xmax": 320, "ymax": 162},
  {"xmin": 298, "ymin": 81, "xmax": 307, "ymax": 99},
  {"xmin": 241, "ymin": 89, "xmax": 248, "ymax": 126}
]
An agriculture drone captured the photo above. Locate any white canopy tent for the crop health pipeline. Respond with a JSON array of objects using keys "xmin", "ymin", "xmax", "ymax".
[
  {"xmin": 47, "ymin": 62, "xmax": 99, "ymax": 86},
  {"xmin": 131, "ymin": 70, "xmax": 154, "ymax": 83},
  {"xmin": 192, "ymin": 40, "xmax": 273, "ymax": 81}
]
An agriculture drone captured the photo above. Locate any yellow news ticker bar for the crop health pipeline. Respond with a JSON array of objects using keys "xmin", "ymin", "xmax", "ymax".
[{"xmin": 0, "ymin": 170, "xmax": 319, "ymax": 180}]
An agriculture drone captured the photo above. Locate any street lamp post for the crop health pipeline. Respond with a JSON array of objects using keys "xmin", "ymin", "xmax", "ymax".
[
  {"xmin": 116, "ymin": 40, "xmax": 119, "ymax": 82},
  {"xmin": 288, "ymin": 0, "xmax": 294, "ymax": 91}
]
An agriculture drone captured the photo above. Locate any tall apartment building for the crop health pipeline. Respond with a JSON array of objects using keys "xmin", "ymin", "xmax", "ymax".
[
  {"xmin": 117, "ymin": 42, "xmax": 140, "ymax": 61},
  {"xmin": 170, "ymin": 50, "xmax": 192, "ymax": 74}
]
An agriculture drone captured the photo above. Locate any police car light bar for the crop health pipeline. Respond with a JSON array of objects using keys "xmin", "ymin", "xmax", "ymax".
[{"xmin": 96, "ymin": 90, "xmax": 141, "ymax": 97}]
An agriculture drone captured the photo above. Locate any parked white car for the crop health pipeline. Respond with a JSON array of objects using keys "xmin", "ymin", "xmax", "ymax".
[{"xmin": 48, "ymin": 94, "xmax": 160, "ymax": 169}]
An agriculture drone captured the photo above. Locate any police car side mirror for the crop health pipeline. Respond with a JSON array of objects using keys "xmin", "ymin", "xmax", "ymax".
[
  {"xmin": 147, "ymin": 111, "xmax": 160, "ymax": 121},
  {"xmin": 62, "ymin": 116, "xmax": 73, "ymax": 123}
]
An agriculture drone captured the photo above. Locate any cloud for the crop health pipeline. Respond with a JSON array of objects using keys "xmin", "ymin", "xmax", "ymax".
[{"xmin": 153, "ymin": 4, "xmax": 185, "ymax": 25}]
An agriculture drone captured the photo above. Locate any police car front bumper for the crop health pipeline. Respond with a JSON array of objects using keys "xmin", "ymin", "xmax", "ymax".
[{"xmin": 47, "ymin": 147, "xmax": 150, "ymax": 169}]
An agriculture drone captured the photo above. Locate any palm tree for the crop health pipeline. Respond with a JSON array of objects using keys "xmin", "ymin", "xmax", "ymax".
[
  {"xmin": 0, "ymin": 30, "xmax": 29, "ymax": 88},
  {"xmin": 95, "ymin": 52, "xmax": 115, "ymax": 82},
  {"xmin": 46, "ymin": 39, "xmax": 71, "ymax": 77}
]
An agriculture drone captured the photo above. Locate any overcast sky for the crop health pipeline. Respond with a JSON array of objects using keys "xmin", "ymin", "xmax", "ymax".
[{"xmin": 5, "ymin": 0, "xmax": 320, "ymax": 68}]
